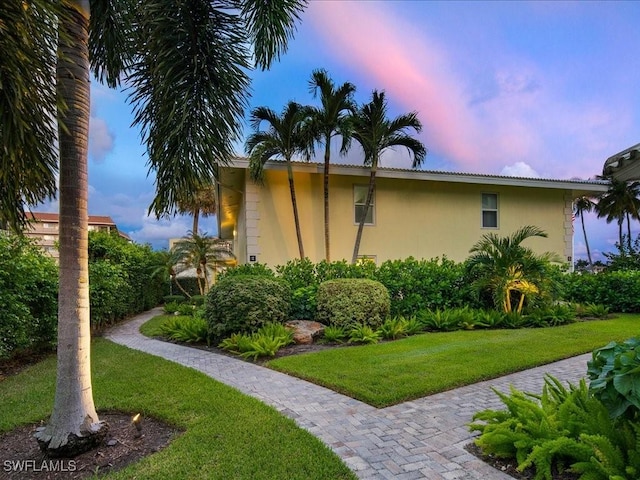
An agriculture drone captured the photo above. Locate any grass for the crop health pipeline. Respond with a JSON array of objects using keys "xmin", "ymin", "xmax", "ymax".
[
  {"xmin": 138, "ymin": 313, "xmax": 172, "ymax": 337},
  {"xmin": 0, "ymin": 339, "xmax": 355, "ymax": 480},
  {"xmin": 266, "ymin": 315, "xmax": 640, "ymax": 408}
]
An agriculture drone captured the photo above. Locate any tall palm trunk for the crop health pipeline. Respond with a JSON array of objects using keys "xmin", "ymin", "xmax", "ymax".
[
  {"xmin": 192, "ymin": 207, "xmax": 200, "ymax": 235},
  {"xmin": 580, "ymin": 215, "xmax": 593, "ymax": 267},
  {"xmin": 287, "ymin": 160, "xmax": 305, "ymax": 259},
  {"xmin": 352, "ymin": 168, "xmax": 376, "ymax": 264},
  {"xmin": 323, "ymin": 135, "xmax": 331, "ymax": 262},
  {"xmin": 35, "ymin": 1, "xmax": 106, "ymax": 456}
]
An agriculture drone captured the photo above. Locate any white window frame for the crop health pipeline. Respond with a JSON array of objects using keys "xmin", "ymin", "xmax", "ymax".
[
  {"xmin": 354, "ymin": 184, "xmax": 375, "ymax": 226},
  {"xmin": 481, "ymin": 193, "xmax": 499, "ymax": 229}
]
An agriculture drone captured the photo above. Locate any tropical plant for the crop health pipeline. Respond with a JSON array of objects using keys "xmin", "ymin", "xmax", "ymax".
[
  {"xmin": 172, "ymin": 231, "xmax": 235, "ymax": 295},
  {"xmin": 574, "ymin": 196, "xmax": 595, "ymax": 269},
  {"xmin": 150, "ymin": 249, "xmax": 191, "ymax": 299},
  {"xmin": 307, "ymin": 69, "xmax": 357, "ymax": 261},
  {"xmin": 322, "ymin": 325, "xmax": 347, "ymax": 343},
  {"xmin": 3, "ymin": 0, "xmax": 306, "ymax": 456},
  {"xmin": 218, "ymin": 322, "xmax": 294, "ymax": 360},
  {"xmin": 348, "ymin": 324, "xmax": 381, "ymax": 344},
  {"xmin": 246, "ymin": 101, "xmax": 313, "ymax": 259},
  {"xmin": 419, "ymin": 309, "xmax": 459, "ymax": 332},
  {"xmin": 160, "ymin": 315, "xmax": 209, "ymax": 344},
  {"xmin": 588, "ymin": 337, "xmax": 640, "ymax": 419},
  {"xmin": 596, "ymin": 178, "xmax": 640, "ymax": 251},
  {"xmin": 176, "ymin": 182, "xmax": 217, "ymax": 235},
  {"xmin": 467, "ymin": 226, "xmax": 559, "ymax": 313},
  {"xmin": 349, "ymin": 90, "xmax": 427, "ymax": 264},
  {"xmin": 377, "ymin": 316, "xmax": 408, "ymax": 340}
]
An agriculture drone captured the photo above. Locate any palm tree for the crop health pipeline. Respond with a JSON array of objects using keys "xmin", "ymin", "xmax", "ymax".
[
  {"xmin": 574, "ymin": 196, "xmax": 595, "ymax": 269},
  {"xmin": 308, "ymin": 69, "xmax": 356, "ymax": 261},
  {"xmin": 172, "ymin": 232, "xmax": 235, "ymax": 295},
  {"xmin": 149, "ymin": 249, "xmax": 191, "ymax": 299},
  {"xmin": 245, "ymin": 102, "xmax": 312, "ymax": 259},
  {"xmin": 467, "ymin": 225, "xmax": 558, "ymax": 313},
  {"xmin": 349, "ymin": 90, "xmax": 426, "ymax": 264},
  {"xmin": 596, "ymin": 179, "xmax": 640, "ymax": 251},
  {"xmin": 2, "ymin": 0, "xmax": 305, "ymax": 456},
  {"xmin": 176, "ymin": 182, "xmax": 217, "ymax": 235}
]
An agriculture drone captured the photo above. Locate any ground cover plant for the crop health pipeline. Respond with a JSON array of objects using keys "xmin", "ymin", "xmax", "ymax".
[
  {"xmin": 266, "ymin": 315, "xmax": 640, "ymax": 407},
  {"xmin": 0, "ymin": 339, "xmax": 355, "ymax": 480}
]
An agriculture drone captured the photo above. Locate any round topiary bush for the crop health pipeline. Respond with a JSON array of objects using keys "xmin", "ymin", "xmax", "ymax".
[
  {"xmin": 205, "ymin": 275, "xmax": 291, "ymax": 341},
  {"xmin": 315, "ymin": 278, "xmax": 390, "ymax": 329}
]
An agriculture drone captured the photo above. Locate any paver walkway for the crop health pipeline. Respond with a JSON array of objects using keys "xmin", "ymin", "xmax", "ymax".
[{"xmin": 106, "ymin": 308, "xmax": 590, "ymax": 480}]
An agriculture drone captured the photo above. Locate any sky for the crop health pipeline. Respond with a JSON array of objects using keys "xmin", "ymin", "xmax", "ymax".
[{"xmin": 39, "ymin": 1, "xmax": 640, "ymax": 262}]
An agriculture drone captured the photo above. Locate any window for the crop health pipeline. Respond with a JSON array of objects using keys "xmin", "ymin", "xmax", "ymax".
[
  {"xmin": 482, "ymin": 193, "xmax": 498, "ymax": 228},
  {"xmin": 354, "ymin": 185, "xmax": 375, "ymax": 225}
]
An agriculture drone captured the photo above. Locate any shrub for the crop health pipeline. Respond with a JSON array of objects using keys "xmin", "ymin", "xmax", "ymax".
[
  {"xmin": 289, "ymin": 285, "xmax": 317, "ymax": 320},
  {"xmin": 176, "ymin": 303, "xmax": 196, "ymax": 316},
  {"xmin": 206, "ymin": 275, "xmax": 291, "ymax": 341},
  {"xmin": 189, "ymin": 295, "xmax": 206, "ymax": 306},
  {"xmin": 0, "ymin": 233, "xmax": 58, "ymax": 359},
  {"xmin": 164, "ymin": 301, "xmax": 181, "ymax": 314},
  {"xmin": 89, "ymin": 259, "xmax": 131, "ymax": 329},
  {"xmin": 163, "ymin": 295, "xmax": 187, "ymax": 304},
  {"xmin": 474, "ymin": 309, "xmax": 504, "ymax": 329},
  {"xmin": 419, "ymin": 309, "xmax": 459, "ymax": 332},
  {"xmin": 315, "ymin": 278, "xmax": 390, "ymax": 329},
  {"xmin": 562, "ymin": 271, "xmax": 640, "ymax": 313},
  {"xmin": 218, "ymin": 322, "xmax": 294, "ymax": 360},
  {"xmin": 217, "ymin": 263, "xmax": 275, "ymax": 281},
  {"xmin": 374, "ymin": 257, "xmax": 475, "ymax": 316},
  {"xmin": 524, "ymin": 304, "xmax": 576, "ymax": 328}
]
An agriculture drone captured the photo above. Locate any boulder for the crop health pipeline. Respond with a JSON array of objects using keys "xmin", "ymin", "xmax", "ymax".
[{"xmin": 285, "ymin": 320, "xmax": 325, "ymax": 345}]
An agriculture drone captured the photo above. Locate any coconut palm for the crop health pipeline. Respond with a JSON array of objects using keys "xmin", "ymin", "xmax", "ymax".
[
  {"xmin": 596, "ymin": 178, "xmax": 640, "ymax": 251},
  {"xmin": 574, "ymin": 196, "xmax": 595, "ymax": 269},
  {"xmin": 172, "ymin": 232, "xmax": 235, "ymax": 295},
  {"xmin": 245, "ymin": 102, "xmax": 313, "ymax": 259},
  {"xmin": 176, "ymin": 182, "xmax": 217, "ymax": 235},
  {"xmin": 2, "ymin": 0, "xmax": 305, "ymax": 456},
  {"xmin": 349, "ymin": 90, "xmax": 426, "ymax": 264},
  {"xmin": 149, "ymin": 249, "xmax": 191, "ymax": 299},
  {"xmin": 467, "ymin": 225, "xmax": 558, "ymax": 313},
  {"xmin": 307, "ymin": 69, "xmax": 356, "ymax": 261}
]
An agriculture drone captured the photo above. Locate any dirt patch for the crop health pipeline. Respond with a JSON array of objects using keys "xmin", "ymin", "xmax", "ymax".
[
  {"xmin": 0, "ymin": 412, "xmax": 181, "ymax": 479},
  {"xmin": 465, "ymin": 442, "xmax": 579, "ymax": 480}
]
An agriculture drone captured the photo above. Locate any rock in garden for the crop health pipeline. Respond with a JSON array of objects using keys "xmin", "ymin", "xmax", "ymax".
[{"xmin": 285, "ymin": 320, "xmax": 325, "ymax": 345}]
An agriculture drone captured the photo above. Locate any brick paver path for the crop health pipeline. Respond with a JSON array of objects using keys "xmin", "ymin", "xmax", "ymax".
[{"xmin": 106, "ymin": 308, "xmax": 590, "ymax": 480}]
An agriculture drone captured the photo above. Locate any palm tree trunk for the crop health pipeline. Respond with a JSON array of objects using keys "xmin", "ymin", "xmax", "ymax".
[
  {"xmin": 580, "ymin": 215, "xmax": 593, "ymax": 267},
  {"xmin": 192, "ymin": 207, "xmax": 200, "ymax": 235},
  {"xmin": 171, "ymin": 274, "xmax": 191, "ymax": 298},
  {"xmin": 34, "ymin": 1, "xmax": 107, "ymax": 456},
  {"xmin": 627, "ymin": 212, "xmax": 632, "ymax": 251},
  {"xmin": 323, "ymin": 135, "xmax": 331, "ymax": 262},
  {"xmin": 287, "ymin": 160, "xmax": 305, "ymax": 259},
  {"xmin": 351, "ymin": 169, "xmax": 376, "ymax": 264}
]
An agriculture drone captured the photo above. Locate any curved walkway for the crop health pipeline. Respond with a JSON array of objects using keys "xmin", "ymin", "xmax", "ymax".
[{"xmin": 106, "ymin": 308, "xmax": 590, "ymax": 480}]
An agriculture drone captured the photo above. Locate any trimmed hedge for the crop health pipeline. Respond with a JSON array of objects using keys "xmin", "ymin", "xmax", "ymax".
[
  {"xmin": 315, "ymin": 278, "xmax": 390, "ymax": 329},
  {"xmin": 562, "ymin": 271, "xmax": 640, "ymax": 313},
  {"xmin": 205, "ymin": 275, "xmax": 291, "ymax": 341}
]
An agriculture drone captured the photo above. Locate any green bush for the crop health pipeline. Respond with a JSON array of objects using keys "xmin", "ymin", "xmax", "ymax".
[
  {"xmin": 290, "ymin": 285, "xmax": 317, "ymax": 320},
  {"xmin": 160, "ymin": 315, "xmax": 209, "ymax": 344},
  {"xmin": 89, "ymin": 259, "xmax": 131, "ymax": 329},
  {"xmin": 218, "ymin": 322, "xmax": 294, "ymax": 360},
  {"xmin": 348, "ymin": 324, "xmax": 381, "ymax": 344},
  {"xmin": 377, "ymin": 317, "xmax": 408, "ymax": 340},
  {"xmin": 562, "ymin": 271, "xmax": 640, "ymax": 313},
  {"xmin": 315, "ymin": 278, "xmax": 390, "ymax": 329},
  {"xmin": 189, "ymin": 295, "xmax": 206, "ymax": 306},
  {"xmin": 218, "ymin": 262, "xmax": 275, "ymax": 281},
  {"xmin": 206, "ymin": 275, "xmax": 291, "ymax": 341},
  {"xmin": 163, "ymin": 295, "xmax": 187, "ymax": 304},
  {"xmin": 0, "ymin": 233, "xmax": 58, "ymax": 359},
  {"xmin": 322, "ymin": 325, "xmax": 347, "ymax": 343},
  {"xmin": 374, "ymin": 257, "xmax": 475, "ymax": 316}
]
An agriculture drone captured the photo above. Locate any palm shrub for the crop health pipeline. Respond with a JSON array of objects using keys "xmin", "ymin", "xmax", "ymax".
[
  {"xmin": 524, "ymin": 304, "xmax": 577, "ymax": 328},
  {"xmin": 206, "ymin": 275, "xmax": 291, "ymax": 341},
  {"xmin": 348, "ymin": 324, "xmax": 381, "ymax": 344},
  {"xmin": 160, "ymin": 315, "xmax": 209, "ymax": 344},
  {"xmin": 315, "ymin": 278, "xmax": 390, "ymax": 329},
  {"xmin": 218, "ymin": 322, "xmax": 294, "ymax": 360},
  {"xmin": 418, "ymin": 309, "xmax": 459, "ymax": 332},
  {"xmin": 377, "ymin": 317, "xmax": 408, "ymax": 340},
  {"xmin": 322, "ymin": 325, "xmax": 347, "ymax": 343}
]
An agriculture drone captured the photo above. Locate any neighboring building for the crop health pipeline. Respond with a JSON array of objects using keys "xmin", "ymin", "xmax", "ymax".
[
  {"xmin": 24, "ymin": 212, "xmax": 128, "ymax": 259},
  {"xmin": 603, "ymin": 143, "xmax": 640, "ymax": 181},
  {"xmin": 216, "ymin": 158, "xmax": 609, "ymax": 268}
]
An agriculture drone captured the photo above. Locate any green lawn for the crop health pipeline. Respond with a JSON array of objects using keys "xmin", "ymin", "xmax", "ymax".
[
  {"xmin": 266, "ymin": 315, "xmax": 640, "ymax": 407},
  {"xmin": 0, "ymin": 339, "xmax": 355, "ymax": 480}
]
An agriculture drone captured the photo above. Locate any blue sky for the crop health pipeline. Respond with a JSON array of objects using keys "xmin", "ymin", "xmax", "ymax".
[{"xmin": 39, "ymin": 1, "xmax": 640, "ymax": 261}]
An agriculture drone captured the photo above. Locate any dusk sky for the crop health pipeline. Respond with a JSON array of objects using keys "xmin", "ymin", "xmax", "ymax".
[{"xmin": 39, "ymin": 1, "xmax": 640, "ymax": 262}]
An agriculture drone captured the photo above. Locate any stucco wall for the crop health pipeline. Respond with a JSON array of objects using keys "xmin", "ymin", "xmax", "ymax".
[{"xmin": 249, "ymin": 169, "xmax": 571, "ymax": 267}]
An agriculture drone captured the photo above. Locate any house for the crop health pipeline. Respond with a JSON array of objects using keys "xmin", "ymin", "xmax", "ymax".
[
  {"xmin": 216, "ymin": 158, "xmax": 609, "ymax": 269},
  {"xmin": 602, "ymin": 143, "xmax": 640, "ymax": 181},
  {"xmin": 24, "ymin": 212, "xmax": 129, "ymax": 260}
]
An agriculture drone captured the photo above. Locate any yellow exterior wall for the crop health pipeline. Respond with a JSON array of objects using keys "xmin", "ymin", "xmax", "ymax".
[{"xmin": 250, "ymin": 169, "xmax": 571, "ymax": 267}]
